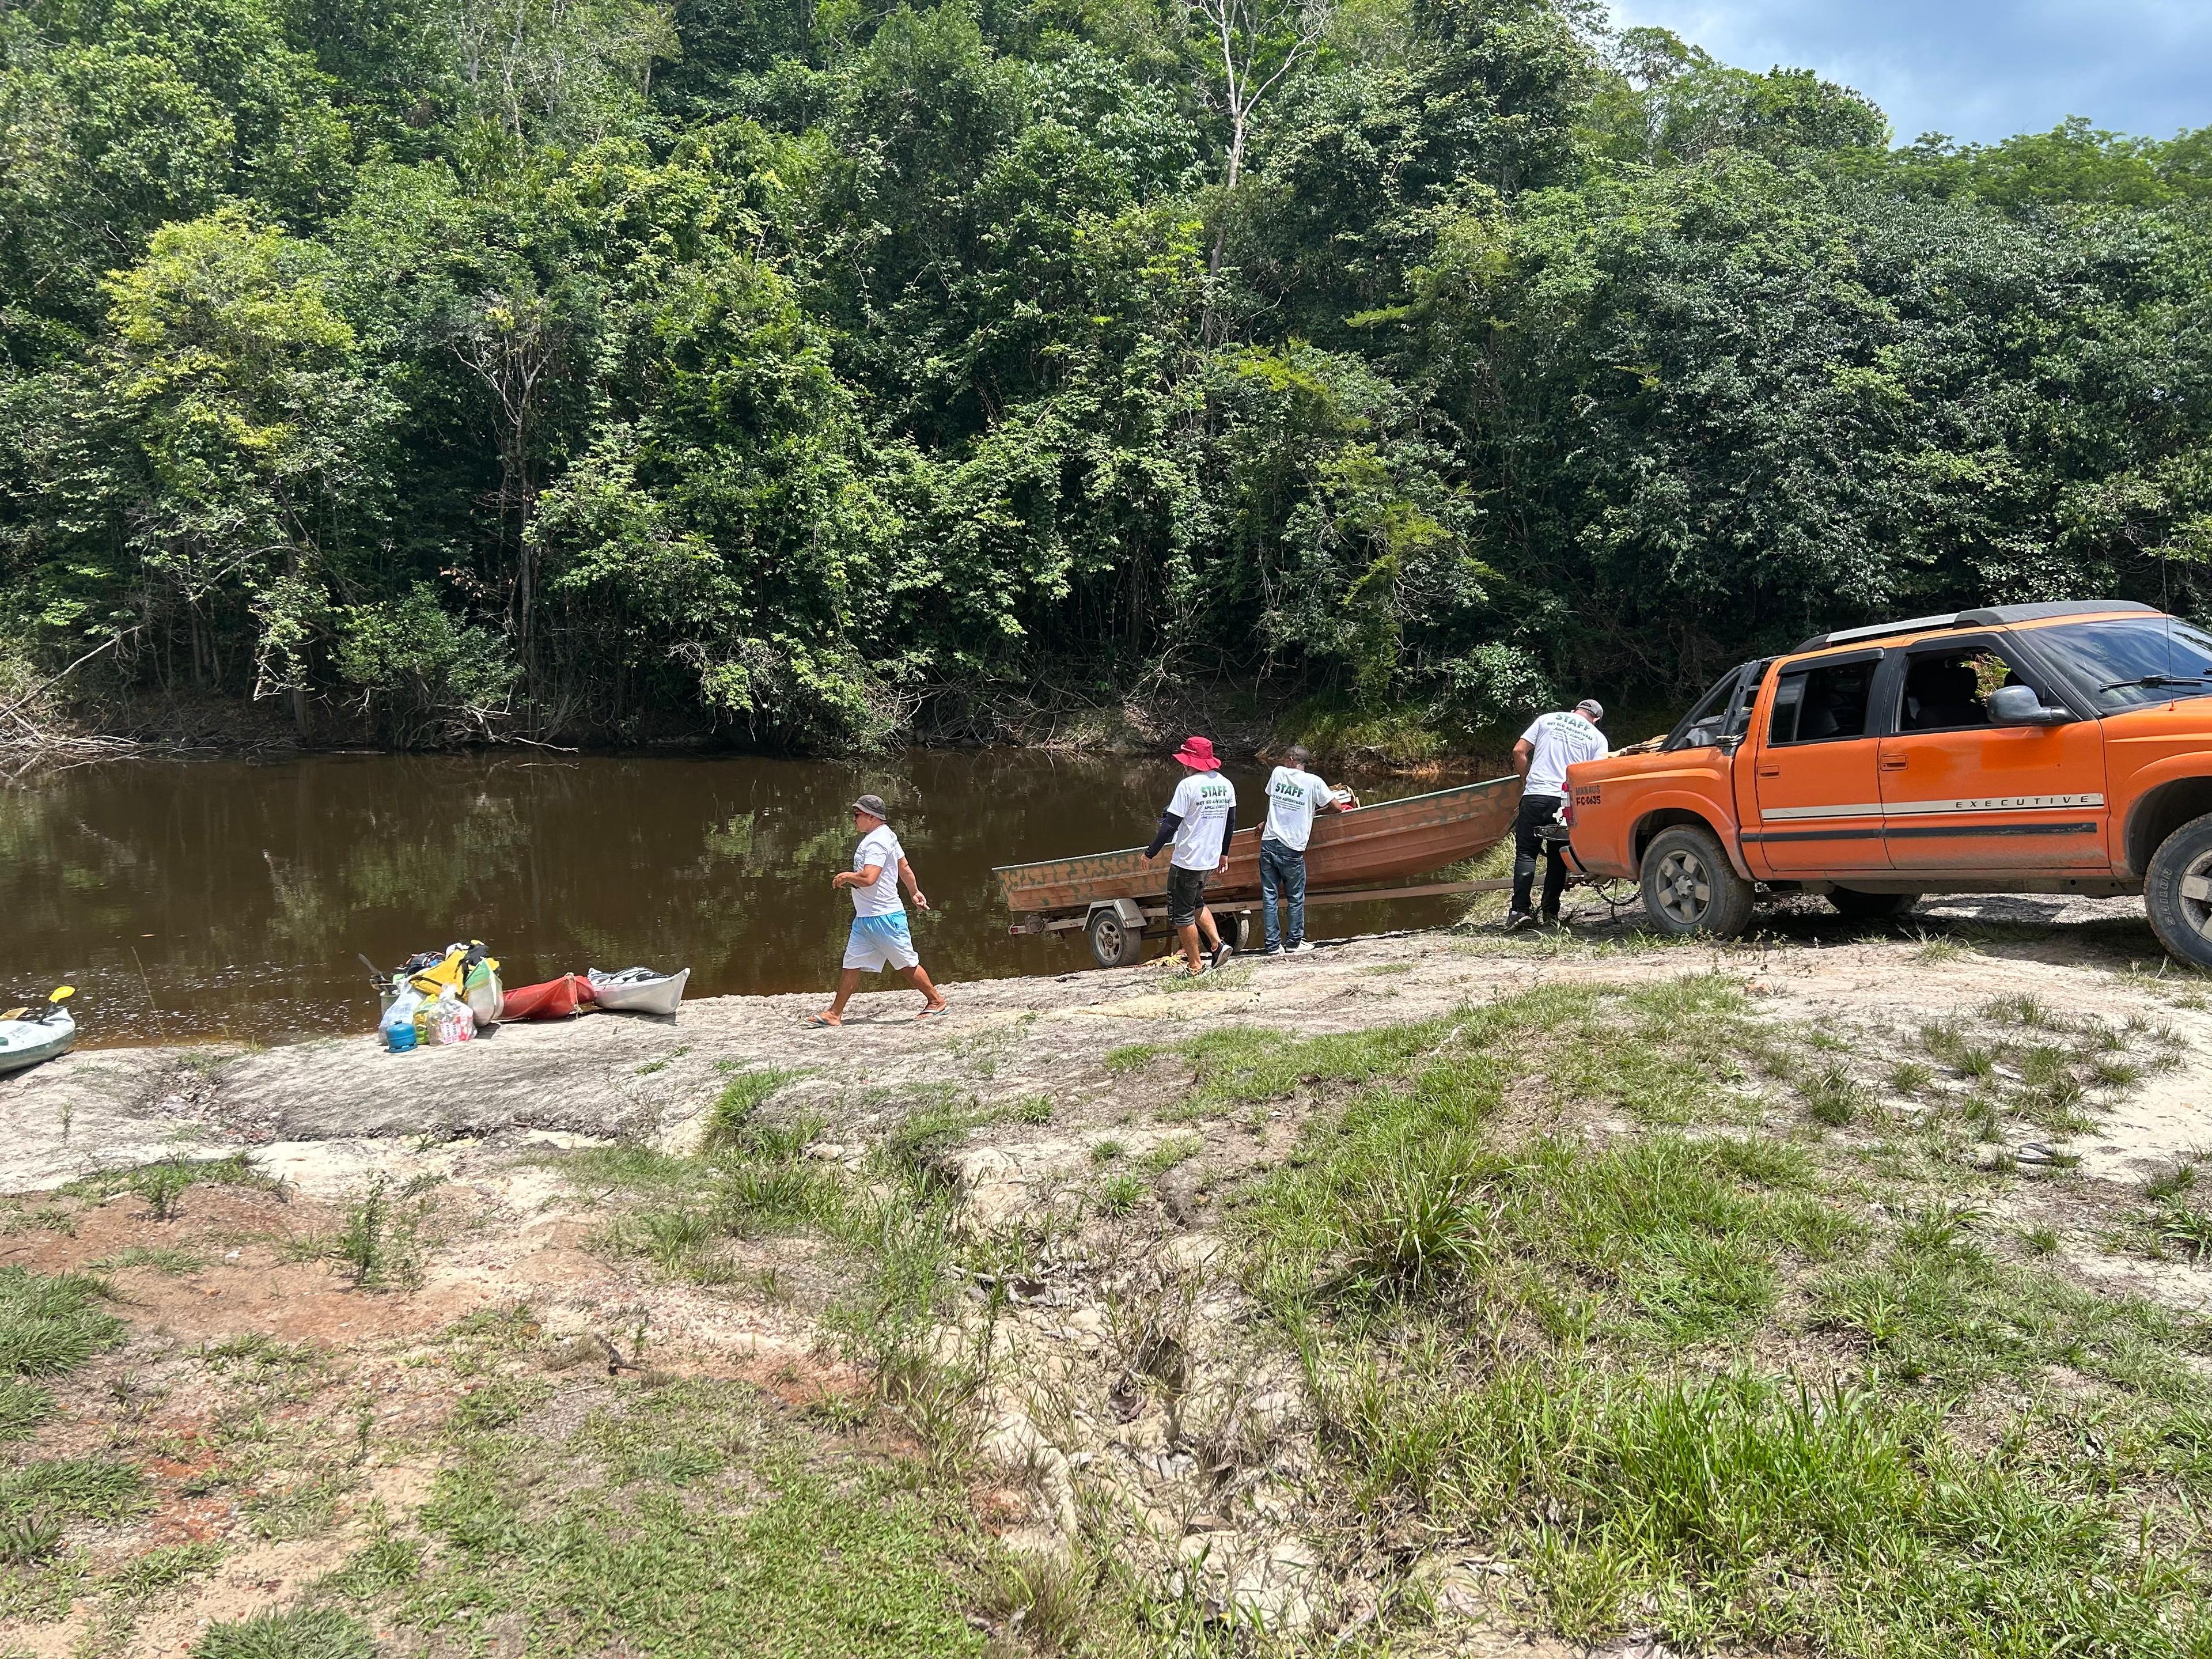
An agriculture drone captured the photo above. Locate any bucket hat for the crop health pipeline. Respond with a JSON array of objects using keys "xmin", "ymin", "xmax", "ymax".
[
  {"xmin": 850, "ymin": 793, "xmax": 891, "ymax": 820},
  {"xmin": 1173, "ymin": 736, "xmax": 1218, "ymax": 770}
]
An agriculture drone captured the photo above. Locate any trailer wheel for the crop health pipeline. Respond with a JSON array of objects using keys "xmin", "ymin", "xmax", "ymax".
[
  {"xmin": 1086, "ymin": 908, "xmax": 1147, "ymax": 968},
  {"xmin": 2145, "ymin": 810, "xmax": 2212, "ymax": 969},
  {"xmin": 1828, "ymin": 888, "xmax": 1918, "ymax": 921},
  {"xmin": 1639, "ymin": 824, "xmax": 1755, "ymax": 940},
  {"xmin": 1219, "ymin": 911, "xmax": 1256, "ymax": 952}
]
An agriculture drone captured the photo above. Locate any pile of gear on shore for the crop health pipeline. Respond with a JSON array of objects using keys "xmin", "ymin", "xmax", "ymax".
[{"xmin": 373, "ymin": 942, "xmax": 690, "ymax": 1053}]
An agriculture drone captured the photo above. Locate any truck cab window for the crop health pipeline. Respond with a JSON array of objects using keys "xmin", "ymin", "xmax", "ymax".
[
  {"xmin": 1665, "ymin": 660, "xmax": 1770, "ymax": 751},
  {"xmin": 1897, "ymin": 646, "xmax": 2023, "ymax": 733},
  {"xmin": 1666, "ymin": 671, "xmax": 1738, "ymax": 751},
  {"xmin": 1768, "ymin": 658, "xmax": 1876, "ymax": 745}
]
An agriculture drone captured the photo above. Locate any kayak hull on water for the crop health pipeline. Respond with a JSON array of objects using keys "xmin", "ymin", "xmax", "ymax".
[
  {"xmin": 588, "ymin": 967, "xmax": 690, "ymax": 1016},
  {"xmin": 0, "ymin": 1010, "xmax": 75, "ymax": 1075}
]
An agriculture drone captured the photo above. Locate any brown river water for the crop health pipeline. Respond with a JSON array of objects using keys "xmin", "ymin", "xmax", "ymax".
[{"xmin": 2, "ymin": 751, "xmax": 1480, "ymax": 1046}]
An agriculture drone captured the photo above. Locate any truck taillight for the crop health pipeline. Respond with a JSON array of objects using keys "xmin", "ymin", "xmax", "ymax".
[{"xmin": 1562, "ymin": 800, "xmax": 1575, "ymax": 828}]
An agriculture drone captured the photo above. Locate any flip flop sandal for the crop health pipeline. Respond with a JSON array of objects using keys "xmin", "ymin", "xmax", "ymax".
[
  {"xmin": 804, "ymin": 1013, "xmax": 841, "ymax": 1028},
  {"xmin": 915, "ymin": 1005, "xmax": 950, "ymax": 1020}
]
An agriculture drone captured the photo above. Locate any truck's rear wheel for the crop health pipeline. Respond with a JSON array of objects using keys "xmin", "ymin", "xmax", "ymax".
[
  {"xmin": 1086, "ymin": 908, "xmax": 1147, "ymax": 968},
  {"xmin": 1640, "ymin": 825, "xmax": 1755, "ymax": 940},
  {"xmin": 2145, "ymin": 810, "xmax": 2212, "ymax": 968},
  {"xmin": 1829, "ymin": 888, "xmax": 1918, "ymax": 921}
]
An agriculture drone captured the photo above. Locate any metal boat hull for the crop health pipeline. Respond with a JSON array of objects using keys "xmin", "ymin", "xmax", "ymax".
[{"xmin": 995, "ymin": 775, "xmax": 1524, "ymax": 914}]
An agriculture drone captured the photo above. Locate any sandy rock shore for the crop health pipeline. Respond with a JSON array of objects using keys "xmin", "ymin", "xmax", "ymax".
[{"xmin": 7, "ymin": 897, "xmax": 2209, "ymax": 1217}]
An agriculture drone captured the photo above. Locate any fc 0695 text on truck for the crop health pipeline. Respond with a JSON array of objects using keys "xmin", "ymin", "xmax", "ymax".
[{"xmin": 1562, "ymin": 601, "xmax": 2212, "ymax": 967}]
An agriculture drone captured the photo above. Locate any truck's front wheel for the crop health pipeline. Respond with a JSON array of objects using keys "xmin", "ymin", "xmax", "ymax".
[
  {"xmin": 2145, "ymin": 811, "xmax": 2212, "ymax": 968},
  {"xmin": 1640, "ymin": 825, "xmax": 1756, "ymax": 940}
]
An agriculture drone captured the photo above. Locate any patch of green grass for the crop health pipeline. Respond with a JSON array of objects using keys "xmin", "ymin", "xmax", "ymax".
[
  {"xmin": 1172, "ymin": 1010, "xmax": 1479, "ymax": 1115},
  {"xmin": 1211, "ymin": 982, "xmax": 2212, "ymax": 1656},
  {"xmin": 1887, "ymin": 1060, "xmax": 1935, "ymax": 1096},
  {"xmin": 1160, "ymin": 963, "xmax": 1251, "ymax": 994},
  {"xmin": 246, "ymin": 1476, "xmax": 346, "ymax": 1541},
  {"xmin": 193, "ymin": 1604, "xmax": 373, "ymax": 1659},
  {"xmin": 1313, "ymin": 1355, "xmax": 2207, "ymax": 1653},
  {"xmin": 108, "ymin": 1541, "xmax": 222, "ymax": 1597},
  {"xmin": 877, "ymin": 1100, "xmax": 988, "ymax": 1190},
  {"xmin": 0, "ymin": 1380, "xmax": 51, "ymax": 1442},
  {"xmin": 0, "ymin": 1264, "xmax": 123, "ymax": 1378},
  {"xmin": 1801, "ymin": 1062, "xmax": 1865, "ymax": 1127},
  {"xmin": 0, "ymin": 1457, "xmax": 145, "ymax": 1525},
  {"xmin": 66, "ymin": 1154, "xmax": 275, "ymax": 1220},
  {"xmin": 1139, "ymin": 1134, "xmax": 1202, "ymax": 1176},
  {"xmin": 326, "ymin": 1531, "xmax": 423, "ymax": 1597},
  {"xmin": 1088, "ymin": 1138, "xmax": 1124, "ymax": 1164},
  {"xmin": 701, "ymin": 1069, "xmax": 801, "ymax": 1149},
  {"xmin": 1812, "ymin": 1211, "xmax": 2207, "ymax": 1396},
  {"xmin": 401, "ymin": 1379, "xmax": 983, "ymax": 1658},
  {"xmin": 1096, "ymin": 1174, "xmax": 1145, "ymax": 1217},
  {"xmin": 1014, "ymin": 1096, "xmax": 1052, "ymax": 1124},
  {"xmin": 2144, "ymin": 1161, "xmax": 2198, "ymax": 1203},
  {"xmin": 86, "ymin": 1245, "xmax": 204, "ymax": 1275},
  {"xmin": 2153, "ymin": 1203, "xmax": 2212, "ymax": 1263},
  {"xmin": 1102, "ymin": 1043, "xmax": 1161, "ymax": 1074},
  {"xmin": 330, "ymin": 1177, "xmax": 429, "ymax": 1290}
]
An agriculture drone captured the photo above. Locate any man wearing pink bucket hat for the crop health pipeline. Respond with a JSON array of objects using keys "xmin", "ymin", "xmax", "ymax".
[{"xmin": 1143, "ymin": 736, "xmax": 1238, "ymax": 977}]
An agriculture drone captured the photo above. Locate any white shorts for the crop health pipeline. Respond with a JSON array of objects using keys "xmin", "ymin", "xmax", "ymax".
[{"xmin": 844, "ymin": 912, "xmax": 919, "ymax": 972}]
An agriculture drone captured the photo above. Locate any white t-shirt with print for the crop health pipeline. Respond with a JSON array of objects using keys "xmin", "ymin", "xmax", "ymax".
[
  {"xmin": 1261, "ymin": 766, "xmax": 1335, "ymax": 853},
  {"xmin": 851, "ymin": 825, "xmax": 905, "ymax": 916},
  {"xmin": 1520, "ymin": 711, "xmax": 1608, "ymax": 797},
  {"xmin": 1166, "ymin": 771, "xmax": 1236, "ymax": 871}
]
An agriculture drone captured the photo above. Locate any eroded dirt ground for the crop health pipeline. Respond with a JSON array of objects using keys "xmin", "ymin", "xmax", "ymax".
[{"xmin": 3, "ymin": 892, "xmax": 2210, "ymax": 1656}]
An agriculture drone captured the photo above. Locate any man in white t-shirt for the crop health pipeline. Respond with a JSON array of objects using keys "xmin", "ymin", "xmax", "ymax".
[
  {"xmin": 1257, "ymin": 745, "xmax": 1357, "ymax": 955},
  {"xmin": 1507, "ymin": 699, "xmax": 1608, "ymax": 930},
  {"xmin": 1142, "ymin": 735, "xmax": 1237, "ymax": 977},
  {"xmin": 807, "ymin": 794, "xmax": 949, "ymax": 1026}
]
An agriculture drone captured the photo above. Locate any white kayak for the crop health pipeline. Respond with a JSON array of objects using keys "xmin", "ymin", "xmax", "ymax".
[
  {"xmin": 0, "ymin": 1008, "xmax": 75, "ymax": 1075},
  {"xmin": 588, "ymin": 967, "xmax": 690, "ymax": 1016}
]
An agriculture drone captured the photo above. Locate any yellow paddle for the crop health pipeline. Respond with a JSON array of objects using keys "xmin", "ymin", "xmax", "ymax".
[{"xmin": 4, "ymin": 987, "xmax": 73, "ymax": 1022}]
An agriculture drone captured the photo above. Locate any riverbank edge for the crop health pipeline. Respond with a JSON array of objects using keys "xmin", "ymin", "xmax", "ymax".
[{"xmin": 6, "ymin": 667, "xmax": 1549, "ymax": 778}]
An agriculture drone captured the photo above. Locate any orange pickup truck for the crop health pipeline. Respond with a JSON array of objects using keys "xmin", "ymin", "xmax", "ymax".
[{"xmin": 1562, "ymin": 601, "xmax": 2212, "ymax": 966}]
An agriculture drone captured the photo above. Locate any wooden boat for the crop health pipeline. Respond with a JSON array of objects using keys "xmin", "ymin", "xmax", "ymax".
[
  {"xmin": 588, "ymin": 967, "xmax": 690, "ymax": 1016},
  {"xmin": 995, "ymin": 774, "xmax": 1525, "ymax": 915}
]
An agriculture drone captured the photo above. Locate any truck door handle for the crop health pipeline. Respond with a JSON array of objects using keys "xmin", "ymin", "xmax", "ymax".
[
  {"xmin": 1880, "ymin": 756, "xmax": 1907, "ymax": 771},
  {"xmin": 1755, "ymin": 766, "xmax": 1781, "ymax": 778}
]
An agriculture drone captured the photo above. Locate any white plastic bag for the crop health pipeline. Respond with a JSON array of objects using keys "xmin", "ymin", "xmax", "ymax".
[
  {"xmin": 380, "ymin": 987, "xmax": 424, "ymax": 1051},
  {"xmin": 430, "ymin": 985, "xmax": 476, "ymax": 1044}
]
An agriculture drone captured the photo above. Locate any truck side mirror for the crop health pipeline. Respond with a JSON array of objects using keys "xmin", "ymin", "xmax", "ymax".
[{"xmin": 1987, "ymin": 684, "xmax": 2070, "ymax": 726}]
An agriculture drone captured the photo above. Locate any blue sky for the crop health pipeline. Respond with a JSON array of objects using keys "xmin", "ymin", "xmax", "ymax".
[{"xmin": 1607, "ymin": 1, "xmax": 2212, "ymax": 146}]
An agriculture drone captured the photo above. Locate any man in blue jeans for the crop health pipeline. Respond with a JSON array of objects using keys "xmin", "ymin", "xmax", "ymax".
[{"xmin": 1258, "ymin": 746, "xmax": 1357, "ymax": 954}]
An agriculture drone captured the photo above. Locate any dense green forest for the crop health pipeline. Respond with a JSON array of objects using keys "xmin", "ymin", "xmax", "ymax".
[{"xmin": 4, "ymin": 0, "xmax": 2211, "ymax": 751}]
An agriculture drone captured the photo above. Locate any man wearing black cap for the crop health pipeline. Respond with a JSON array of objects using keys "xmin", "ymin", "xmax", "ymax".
[
  {"xmin": 1506, "ymin": 698, "xmax": 1608, "ymax": 930},
  {"xmin": 808, "ymin": 794, "xmax": 948, "ymax": 1026}
]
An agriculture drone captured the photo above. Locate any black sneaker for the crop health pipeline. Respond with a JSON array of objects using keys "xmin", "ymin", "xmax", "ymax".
[
  {"xmin": 1211, "ymin": 941, "xmax": 1236, "ymax": 969},
  {"xmin": 1504, "ymin": 909, "xmax": 1536, "ymax": 932},
  {"xmin": 1540, "ymin": 910, "xmax": 1561, "ymax": 929},
  {"xmin": 1261, "ymin": 945, "xmax": 1283, "ymax": 956}
]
